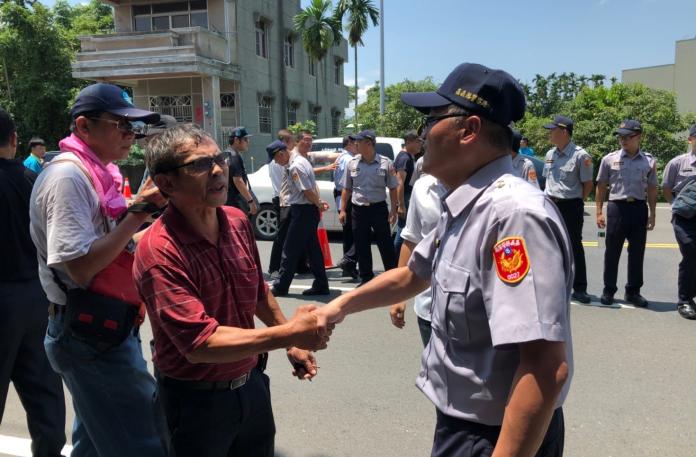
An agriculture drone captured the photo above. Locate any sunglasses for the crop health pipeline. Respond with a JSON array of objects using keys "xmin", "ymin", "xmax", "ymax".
[
  {"xmin": 417, "ymin": 112, "xmax": 471, "ymax": 137},
  {"xmin": 87, "ymin": 117, "xmax": 139, "ymax": 134},
  {"xmin": 157, "ymin": 151, "xmax": 230, "ymax": 175}
]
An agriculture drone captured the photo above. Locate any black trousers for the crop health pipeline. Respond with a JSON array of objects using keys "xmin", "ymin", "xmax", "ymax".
[
  {"xmin": 672, "ymin": 213, "xmax": 696, "ymax": 302},
  {"xmin": 157, "ymin": 368, "xmax": 275, "ymax": 457},
  {"xmin": 603, "ymin": 200, "xmax": 648, "ymax": 296},
  {"xmin": 268, "ymin": 197, "xmax": 291, "ymax": 274},
  {"xmin": 553, "ymin": 199, "xmax": 587, "ymax": 293},
  {"xmin": 0, "ymin": 279, "xmax": 66, "ymax": 457},
  {"xmin": 275, "ymin": 204, "xmax": 328, "ymax": 293},
  {"xmin": 340, "ymin": 195, "xmax": 357, "ymax": 265},
  {"xmin": 431, "ymin": 407, "xmax": 564, "ymax": 457},
  {"xmin": 352, "ymin": 202, "xmax": 397, "ymax": 282}
]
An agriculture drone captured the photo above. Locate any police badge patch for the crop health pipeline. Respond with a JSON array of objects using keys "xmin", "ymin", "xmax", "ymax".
[{"xmin": 493, "ymin": 237, "xmax": 530, "ymax": 284}]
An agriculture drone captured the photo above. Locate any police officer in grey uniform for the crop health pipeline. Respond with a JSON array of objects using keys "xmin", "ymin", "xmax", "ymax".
[
  {"xmin": 662, "ymin": 124, "xmax": 696, "ymax": 318},
  {"xmin": 542, "ymin": 115, "xmax": 593, "ymax": 304},
  {"xmin": 596, "ymin": 120, "xmax": 657, "ymax": 307},
  {"xmin": 271, "ymin": 140, "xmax": 330, "ymax": 296},
  {"xmin": 317, "ymin": 63, "xmax": 572, "ymax": 457},
  {"xmin": 511, "ymin": 129, "xmax": 539, "ymax": 188},
  {"xmin": 340, "ymin": 130, "xmax": 399, "ymax": 284}
]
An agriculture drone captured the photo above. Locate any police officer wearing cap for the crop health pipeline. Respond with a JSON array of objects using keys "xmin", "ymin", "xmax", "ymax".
[
  {"xmin": 511, "ymin": 129, "xmax": 540, "ymax": 188},
  {"xmin": 340, "ymin": 130, "xmax": 398, "ymax": 285},
  {"xmin": 271, "ymin": 140, "xmax": 330, "ymax": 296},
  {"xmin": 596, "ymin": 120, "xmax": 657, "ymax": 307},
  {"xmin": 317, "ymin": 62, "xmax": 572, "ymax": 456},
  {"xmin": 542, "ymin": 115, "xmax": 593, "ymax": 304},
  {"xmin": 334, "ymin": 135, "xmax": 359, "ymax": 278},
  {"xmin": 226, "ymin": 127, "xmax": 257, "ymax": 215},
  {"xmin": 662, "ymin": 124, "xmax": 696, "ymax": 319}
]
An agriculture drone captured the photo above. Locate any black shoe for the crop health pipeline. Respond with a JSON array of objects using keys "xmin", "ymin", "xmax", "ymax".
[
  {"xmin": 337, "ymin": 257, "xmax": 355, "ymax": 270},
  {"xmin": 270, "ymin": 285, "xmax": 287, "ymax": 297},
  {"xmin": 600, "ymin": 294, "xmax": 614, "ymax": 306},
  {"xmin": 302, "ymin": 287, "xmax": 330, "ymax": 296},
  {"xmin": 624, "ymin": 293, "xmax": 649, "ymax": 308},
  {"xmin": 677, "ymin": 300, "xmax": 696, "ymax": 320},
  {"xmin": 572, "ymin": 291, "xmax": 591, "ymax": 304},
  {"xmin": 342, "ymin": 267, "xmax": 359, "ymax": 279}
]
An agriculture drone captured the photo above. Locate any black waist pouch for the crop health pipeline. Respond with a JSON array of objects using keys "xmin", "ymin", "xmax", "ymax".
[{"xmin": 64, "ymin": 288, "xmax": 137, "ymax": 352}]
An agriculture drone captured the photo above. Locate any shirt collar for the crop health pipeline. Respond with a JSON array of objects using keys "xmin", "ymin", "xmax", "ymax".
[
  {"xmin": 443, "ymin": 155, "xmax": 513, "ymax": 219},
  {"xmin": 620, "ymin": 148, "xmax": 644, "ymax": 160},
  {"xmin": 688, "ymin": 150, "xmax": 696, "ymax": 165},
  {"xmin": 555, "ymin": 142, "xmax": 575, "ymax": 157},
  {"xmin": 162, "ymin": 203, "xmax": 230, "ymax": 246},
  {"xmin": 359, "ymin": 153, "xmax": 379, "ymax": 164}
]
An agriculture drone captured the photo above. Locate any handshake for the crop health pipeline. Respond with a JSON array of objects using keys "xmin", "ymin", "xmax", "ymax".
[{"xmin": 285, "ymin": 302, "xmax": 345, "ymax": 352}]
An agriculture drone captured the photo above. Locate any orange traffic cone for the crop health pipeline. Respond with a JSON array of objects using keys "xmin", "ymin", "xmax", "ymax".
[
  {"xmin": 123, "ymin": 177, "xmax": 132, "ymax": 199},
  {"xmin": 317, "ymin": 212, "xmax": 333, "ymax": 268}
]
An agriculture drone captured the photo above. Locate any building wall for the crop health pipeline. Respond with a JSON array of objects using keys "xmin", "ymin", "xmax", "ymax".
[{"xmin": 622, "ymin": 64, "xmax": 674, "ymax": 92}]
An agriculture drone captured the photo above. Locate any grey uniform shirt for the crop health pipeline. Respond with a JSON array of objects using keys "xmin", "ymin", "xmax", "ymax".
[
  {"xmin": 596, "ymin": 149, "xmax": 658, "ymax": 200},
  {"xmin": 662, "ymin": 151, "xmax": 696, "ymax": 194},
  {"xmin": 341, "ymin": 153, "xmax": 398, "ymax": 206},
  {"xmin": 408, "ymin": 155, "xmax": 574, "ymax": 425},
  {"xmin": 287, "ymin": 151, "xmax": 318, "ymax": 206},
  {"xmin": 511, "ymin": 154, "xmax": 540, "ymax": 189},
  {"xmin": 543, "ymin": 142, "xmax": 593, "ymax": 199}
]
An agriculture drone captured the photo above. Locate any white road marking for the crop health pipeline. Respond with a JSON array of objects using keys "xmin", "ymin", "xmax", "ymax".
[{"xmin": 0, "ymin": 434, "xmax": 72, "ymax": 457}]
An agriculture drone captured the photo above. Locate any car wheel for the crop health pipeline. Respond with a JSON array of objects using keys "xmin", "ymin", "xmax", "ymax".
[{"xmin": 252, "ymin": 204, "xmax": 278, "ymax": 240}]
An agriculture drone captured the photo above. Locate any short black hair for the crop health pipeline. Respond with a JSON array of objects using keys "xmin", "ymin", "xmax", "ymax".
[
  {"xmin": 403, "ymin": 130, "xmax": 420, "ymax": 142},
  {"xmin": 0, "ymin": 108, "xmax": 16, "ymax": 148},
  {"xmin": 70, "ymin": 110, "xmax": 104, "ymax": 132},
  {"xmin": 342, "ymin": 135, "xmax": 352, "ymax": 147},
  {"xmin": 29, "ymin": 137, "xmax": 46, "ymax": 148}
]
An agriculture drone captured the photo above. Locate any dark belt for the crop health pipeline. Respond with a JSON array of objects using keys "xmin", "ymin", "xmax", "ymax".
[
  {"xmin": 333, "ymin": 188, "xmax": 342, "ymax": 198},
  {"xmin": 549, "ymin": 196, "xmax": 582, "ymax": 203},
  {"xmin": 610, "ymin": 198, "xmax": 644, "ymax": 203},
  {"xmin": 48, "ymin": 302, "xmax": 66, "ymax": 318},
  {"xmin": 158, "ymin": 372, "xmax": 250, "ymax": 391},
  {"xmin": 354, "ymin": 200, "xmax": 386, "ymax": 207}
]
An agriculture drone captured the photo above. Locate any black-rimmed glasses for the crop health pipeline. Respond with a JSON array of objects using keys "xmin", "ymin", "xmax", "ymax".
[{"xmin": 417, "ymin": 112, "xmax": 471, "ymax": 137}]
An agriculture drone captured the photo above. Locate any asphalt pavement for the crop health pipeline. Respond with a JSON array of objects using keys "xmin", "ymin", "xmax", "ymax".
[{"xmin": 1, "ymin": 204, "xmax": 694, "ymax": 457}]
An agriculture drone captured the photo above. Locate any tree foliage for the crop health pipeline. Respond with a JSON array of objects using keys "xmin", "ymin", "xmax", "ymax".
[
  {"xmin": 0, "ymin": 0, "xmax": 113, "ymax": 152},
  {"xmin": 353, "ymin": 78, "xmax": 437, "ymax": 137}
]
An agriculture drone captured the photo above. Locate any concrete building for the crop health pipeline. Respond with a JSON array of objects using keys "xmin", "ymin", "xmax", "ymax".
[
  {"xmin": 72, "ymin": 0, "xmax": 350, "ymax": 169},
  {"xmin": 622, "ymin": 37, "xmax": 696, "ymax": 114}
]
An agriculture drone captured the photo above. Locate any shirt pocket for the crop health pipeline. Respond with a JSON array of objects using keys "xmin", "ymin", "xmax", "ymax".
[
  {"xmin": 433, "ymin": 260, "xmax": 471, "ymax": 345},
  {"xmin": 559, "ymin": 161, "xmax": 576, "ymax": 180}
]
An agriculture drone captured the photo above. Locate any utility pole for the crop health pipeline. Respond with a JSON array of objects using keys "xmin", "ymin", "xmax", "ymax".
[{"xmin": 379, "ymin": 0, "xmax": 385, "ymax": 115}]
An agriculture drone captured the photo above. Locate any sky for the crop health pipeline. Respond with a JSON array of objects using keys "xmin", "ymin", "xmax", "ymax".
[{"xmin": 41, "ymin": 0, "xmax": 696, "ymax": 109}]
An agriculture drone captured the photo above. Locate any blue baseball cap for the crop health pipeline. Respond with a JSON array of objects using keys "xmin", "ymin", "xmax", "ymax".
[
  {"xmin": 230, "ymin": 127, "xmax": 252, "ymax": 140},
  {"xmin": 614, "ymin": 120, "xmax": 642, "ymax": 136},
  {"xmin": 355, "ymin": 129, "xmax": 377, "ymax": 142},
  {"xmin": 690, "ymin": 124, "xmax": 696, "ymax": 137},
  {"xmin": 400, "ymin": 63, "xmax": 525, "ymax": 127},
  {"xmin": 511, "ymin": 129, "xmax": 522, "ymax": 153},
  {"xmin": 266, "ymin": 140, "xmax": 287, "ymax": 162},
  {"xmin": 70, "ymin": 83, "xmax": 160, "ymax": 124},
  {"xmin": 543, "ymin": 115, "xmax": 574, "ymax": 131}
]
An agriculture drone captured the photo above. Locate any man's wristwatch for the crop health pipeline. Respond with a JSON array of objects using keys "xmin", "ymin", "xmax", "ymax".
[{"xmin": 127, "ymin": 201, "xmax": 162, "ymax": 215}]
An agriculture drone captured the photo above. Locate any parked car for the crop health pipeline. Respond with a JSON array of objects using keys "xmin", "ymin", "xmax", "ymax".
[{"xmin": 248, "ymin": 136, "xmax": 403, "ymax": 240}]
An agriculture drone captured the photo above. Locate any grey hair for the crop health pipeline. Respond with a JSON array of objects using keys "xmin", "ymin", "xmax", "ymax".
[
  {"xmin": 445, "ymin": 104, "xmax": 512, "ymax": 152},
  {"xmin": 145, "ymin": 124, "xmax": 213, "ymax": 175}
]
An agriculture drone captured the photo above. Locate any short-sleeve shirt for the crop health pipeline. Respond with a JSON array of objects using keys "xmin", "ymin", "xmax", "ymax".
[
  {"xmin": 407, "ymin": 155, "xmax": 574, "ymax": 425},
  {"xmin": 342, "ymin": 153, "xmax": 398, "ymax": 205},
  {"xmin": 400, "ymin": 174, "xmax": 446, "ymax": 321},
  {"xmin": 287, "ymin": 152, "xmax": 318, "ymax": 205},
  {"xmin": 134, "ymin": 205, "xmax": 266, "ymax": 381},
  {"xmin": 543, "ymin": 142, "xmax": 593, "ymax": 199},
  {"xmin": 269, "ymin": 161, "xmax": 284, "ymax": 198},
  {"xmin": 662, "ymin": 151, "xmax": 696, "ymax": 194},
  {"xmin": 596, "ymin": 149, "xmax": 658, "ymax": 200},
  {"xmin": 511, "ymin": 154, "xmax": 540, "ymax": 189},
  {"xmin": 519, "ymin": 146, "xmax": 535, "ymax": 157},
  {"xmin": 23, "ymin": 154, "xmax": 43, "ymax": 174},
  {"xmin": 226, "ymin": 148, "xmax": 249, "ymax": 202},
  {"xmin": 29, "ymin": 154, "xmax": 115, "ymax": 305},
  {"xmin": 333, "ymin": 150, "xmax": 354, "ymax": 191},
  {"xmin": 394, "ymin": 150, "xmax": 415, "ymax": 200}
]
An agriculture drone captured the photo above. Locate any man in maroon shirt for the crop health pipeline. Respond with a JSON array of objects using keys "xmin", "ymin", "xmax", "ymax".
[{"xmin": 134, "ymin": 124, "xmax": 330, "ymax": 457}]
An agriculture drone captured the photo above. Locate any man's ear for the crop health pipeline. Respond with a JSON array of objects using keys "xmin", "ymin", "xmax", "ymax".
[
  {"xmin": 74, "ymin": 116, "xmax": 91, "ymax": 137},
  {"xmin": 459, "ymin": 115, "xmax": 481, "ymax": 145},
  {"xmin": 153, "ymin": 173, "xmax": 175, "ymax": 197},
  {"xmin": 9, "ymin": 131, "xmax": 17, "ymax": 151}
]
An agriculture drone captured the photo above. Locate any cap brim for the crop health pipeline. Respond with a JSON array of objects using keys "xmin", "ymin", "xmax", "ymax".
[
  {"xmin": 400, "ymin": 92, "xmax": 451, "ymax": 114},
  {"xmin": 108, "ymin": 107, "xmax": 161, "ymax": 124},
  {"xmin": 543, "ymin": 123, "xmax": 558, "ymax": 129},
  {"xmin": 615, "ymin": 128, "xmax": 639, "ymax": 135}
]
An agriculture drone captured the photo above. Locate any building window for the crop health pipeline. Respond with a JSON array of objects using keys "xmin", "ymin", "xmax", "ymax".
[
  {"xmin": 287, "ymin": 102, "xmax": 298, "ymax": 126},
  {"xmin": 133, "ymin": 0, "xmax": 208, "ymax": 32},
  {"xmin": 309, "ymin": 104, "xmax": 320, "ymax": 130},
  {"xmin": 255, "ymin": 21, "xmax": 268, "ymax": 58},
  {"xmin": 334, "ymin": 60, "xmax": 342, "ymax": 85},
  {"xmin": 284, "ymin": 35, "xmax": 295, "ymax": 68},
  {"xmin": 331, "ymin": 111, "xmax": 340, "ymax": 136},
  {"xmin": 149, "ymin": 95, "xmax": 193, "ymax": 122},
  {"xmin": 258, "ymin": 96, "xmax": 272, "ymax": 134},
  {"xmin": 220, "ymin": 92, "xmax": 238, "ymax": 127},
  {"xmin": 308, "ymin": 57, "xmax": 316, "ymax": 76}
]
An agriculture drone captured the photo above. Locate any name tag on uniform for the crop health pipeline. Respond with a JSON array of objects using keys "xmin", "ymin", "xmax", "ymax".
[
  {"xmin": 545, "ymin": 160, "xmax": 554, "ymax": 164},
  {"xmin": 613, "ymin": 161, "xmax": 624, "ymax": 166},
  {"xmin": 682, "ymin": 168, "xmax": 693, "ymax": 173},
  {"xmin": 350, "ymin": 168, "xmax": 359, "ymax": 177},
  {"xmin": 378, "ymin": 168, "xmax": 386, "ymax": 176}
]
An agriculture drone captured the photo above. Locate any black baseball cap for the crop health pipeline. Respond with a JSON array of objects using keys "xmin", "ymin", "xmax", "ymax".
[
  {"xmin": 614, "ymin": 120, "xmax": 642, "ymax": 136},
  {"xmin": 400, "ymin": 63, "xmax": 525, "ymax": 127},
  {"xmin": 511, "ymin": 129, "xmax": 522, "ymax": 153},
  {"xmin": 543, "ymin": 115, "xmax": 574, "ymax": 131},
  {"xmin": 355, "ymin": 129, "xmax": 376, "ymax": 142},
  {"xmin": 690, "ymin": 124, "xmax": 696, "ymax": 138},
  {"xmin": 266, "ymin": 140, "xmax": 287, "ymax": 162},
  {"xmin": 70, "ymin": 83, "xmax": 160, "ymax": 124},
  {"xmin": 229, "ymin": 127, "xmax": 252, "ymax": 140}
]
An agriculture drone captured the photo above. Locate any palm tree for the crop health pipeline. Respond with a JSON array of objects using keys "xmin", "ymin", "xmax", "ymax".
[
  {"xmin": 294, "ymin": 0, "xmax": 343, "ymax": 110},
  {"xmin": 335, "ymin": 0, "xmax": 379, "ymax": 127}
]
